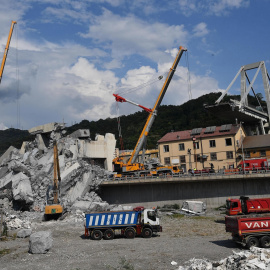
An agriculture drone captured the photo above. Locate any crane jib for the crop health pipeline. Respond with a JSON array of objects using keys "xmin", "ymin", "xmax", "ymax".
[{"xmin": 128, "ymin": 46, "xmax": 187, "ymax": 164}]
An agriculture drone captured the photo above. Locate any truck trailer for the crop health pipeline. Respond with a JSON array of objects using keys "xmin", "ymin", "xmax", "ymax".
[
  {"xmin": 84, "ymin": 207, "xmax": 162, "ymax": 240},
  {"xmin": 225, "ymin": 215, "xmax": 270, "ymax": 248},
  {"xmin": 226, "ymin": 196, "xmax": 270, "ymax": 216}
]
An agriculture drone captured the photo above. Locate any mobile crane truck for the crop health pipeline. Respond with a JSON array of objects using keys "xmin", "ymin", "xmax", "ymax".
[
  {"xmin": 226, "ymin": 196, "xmax": 270, "ymax": 216},
  {"xmin": 85, "ymin": 206, "xmax": 162, "ymax": 240},
  {"xmin": 113, "ymin": 46, "xmax": 187, "ymax": 178}
]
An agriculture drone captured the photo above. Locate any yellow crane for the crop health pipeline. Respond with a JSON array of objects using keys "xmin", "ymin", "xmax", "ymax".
[
  {"xmin": 44, "ymin": 141, "xmax": 63, "ymax": 220},
  {"xmin": 0, "ymin": 20, "xmax": 17, "ymax": 84},
  {"xmin": 113, "ymin": 46, "xmax": 187, "ymax": 177}
]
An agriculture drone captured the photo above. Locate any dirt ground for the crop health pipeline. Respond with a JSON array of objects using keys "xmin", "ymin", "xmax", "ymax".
[{"xmin": 0, "ymin": 209, "xmax": 240, "ymax": 270}]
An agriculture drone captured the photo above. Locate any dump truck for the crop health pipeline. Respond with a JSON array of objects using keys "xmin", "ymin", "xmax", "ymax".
[
  {"xmin": 225, "ymin": 215, "xmax": 270, "ymax": 248},
  {"xmin": 84, "ymin": 206, "xmax": 162, "ymax": 240},
  {"xmin": 226, "ymin": 196, "xmax": 270, "ymax": 216}
]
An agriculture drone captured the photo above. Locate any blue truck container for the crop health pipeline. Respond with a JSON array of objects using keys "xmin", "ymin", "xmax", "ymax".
[{"xmin": 85, "ymin": 207, "xmax": 162, "ymax": 240}]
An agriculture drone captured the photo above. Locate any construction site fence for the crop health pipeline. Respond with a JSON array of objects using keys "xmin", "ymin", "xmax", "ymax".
[{"xmin": 113, "ymin": 168, "xmax": 270, "ymax": 181}]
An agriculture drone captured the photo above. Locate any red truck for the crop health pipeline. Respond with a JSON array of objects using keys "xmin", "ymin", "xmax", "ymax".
[
  {"xmin": 225, "ymin": 215, "xmax": 270, "ymax": 248},
  {"xmin": 226, "ymin": 196, "xmax": 270, "ymax": 216},
  {"xmin": 237, "ymin": 158, "xmax": 268, "ymax": 172}
]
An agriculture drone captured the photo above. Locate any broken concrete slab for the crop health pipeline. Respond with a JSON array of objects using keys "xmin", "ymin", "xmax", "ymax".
[
  {"xmin": 0, "ymin": 146, "xmax": 20, "ymax": 166},
  {"xmin": 0, "ymin": 172, "xmax": 13, "ymax": 190},
  {"xmin": 67, "ymin": 171, "xmax": 92, "ymax": 204},
  {"xmin": 17, "ymin": 228, "xmax": 32, "ymax": 238},
  {"xmin": 29, "ymin": 231, "xmax": 53, "ymax": 254},
  {"xmin": 29, "ymin": 122, "xmax": 65, "ymax": 135},
  {"xmin": 12, "ymin": 172, "xmax": 33, "ymax": 205},
  {"xmin": 70, "ymin": 129, "xmax": 90, "ymax": 139},
  {"xmin": 71, "ymin": 201, "xmax": 109, "ymax": 212},
  {"xmin": 35, "ymin": 134, "xmax": 49, "ymax": 151},
  {"xmin": 176, "ymin": 247, "xmax": 270, "ymax": 270},
  {"xmin": 8, "ymin": 160, "xmax": 31, "ymax": 177}
]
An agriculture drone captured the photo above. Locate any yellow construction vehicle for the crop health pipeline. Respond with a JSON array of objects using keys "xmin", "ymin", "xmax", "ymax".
[
  {"xmin": 113, "ymin": 46, "xmax": 187, "ymax": 178},
  {"xmin": 0, "ymin": 20, "xmax": 17, "ymax": 84},
  {"xmin": 44, "ymin": 141, "xmax": 63, "ymax": 220}
]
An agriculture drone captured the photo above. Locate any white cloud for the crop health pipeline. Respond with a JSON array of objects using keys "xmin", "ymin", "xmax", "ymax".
[
  {"xmin": 0, "ymin": 1, "xmax": 227, "ymax": 130},
  {"xmin": 81, "ymin": 9, "xmax": 188, "ymax": 63},
  {"xmin": 178, "ymin": 0, "xmax": 249, "ymax": 16},
  {"xmin": 192, "ymin": 23, "xmax": 209, "ymax": 37}
]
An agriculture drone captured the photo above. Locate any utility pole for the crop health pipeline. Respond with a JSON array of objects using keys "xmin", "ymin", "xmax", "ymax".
[
  {"xmin": 193, "ymin": 137, "xmax": 197, "ymax": 169},
  {"xmin": 0, "ymin": 207, "xmax": 3, "ymax": 237},
  {"xmin": 240, "ymin": 123, "xmax": 245, "ymax": 174},
  {"xmin": 188, "ymin": 149, "xmax": 191, "ymax": 170}
]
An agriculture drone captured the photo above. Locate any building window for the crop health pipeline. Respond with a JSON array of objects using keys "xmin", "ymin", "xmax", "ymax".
[
  {"xmin": 193, "ymin": 142, "xmax": 199, "ymax": 149},
  {"xmin": 226, "ymin": 151, "xmax": 233, "ymax": 159},
  {"xmin": 164, "ymin": 157, "xmax": 170, "ymax": 165},
  {"xmin": 163, "ymin": 145, "xmax": 169, "ymax": 152},
  {"xmin": 194, "ymin": 154, "xmax": 200, "ymax": 162},
  {"xmin": 179, "ymin": 143, "xmax": 185, "ymax": 151},
  {"xmin": 260, "ymin": 150, "xmax": 266, "ymax": 157},
  {"xmin": 225, "ymin": 138, "xmax": 232, "ymax": 146},
  {"xmin": 245, "ymin": 151, "xmax": 250, "ymax": 158},
  {"xmin": 209, "ymin": 140, "xmax": 216, "ymax": 148},
  {"xmin": 180, "ymin": 155, "xmax": 186, "ymax": 163},
  {"xmin": 210, "ymin": 152, "xmax": 217, "ymax": 160}
]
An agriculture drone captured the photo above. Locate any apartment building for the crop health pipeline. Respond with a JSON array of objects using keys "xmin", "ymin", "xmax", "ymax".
[{"xmin": 158, "ymin": 124, "xmax": 245, "ymax": 172}]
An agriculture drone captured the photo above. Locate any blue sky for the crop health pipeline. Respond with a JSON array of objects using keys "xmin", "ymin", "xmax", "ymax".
[{"xmin": 0, "ymin": 0, "xmax": 269, "ymax": 130}]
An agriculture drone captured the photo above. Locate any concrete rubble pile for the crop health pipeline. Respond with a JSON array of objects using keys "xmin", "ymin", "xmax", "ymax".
[
  {"xmin": 176, "ymin": 247, "xmax": 270, "ymax": 270},
  {"xmin": 0, "ymin": 123, "xmax": 115, "ymax": 230}
]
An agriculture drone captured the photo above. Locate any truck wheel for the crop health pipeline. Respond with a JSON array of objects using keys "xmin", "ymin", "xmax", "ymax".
[
  {"xmin": 104, "ymin": 229, "xmax": 114, "ymax": 240},
  {"xmin": 142, "ymin": 228, "xmax": 152, "ymax": 238},
  {"xmin": 246, "ymin": 236, "xmax": 259, "ymax": 249},
  {"xmin": 91, "ymin": 230, "xmax": 103, "ymax": 240},
  {"xmin": 125, "ymin": 228, "xmax": 135, "ymax": 239},
  {"xmin": 260, "ymin": 236, "xmax": 270, "ymax": 248}
]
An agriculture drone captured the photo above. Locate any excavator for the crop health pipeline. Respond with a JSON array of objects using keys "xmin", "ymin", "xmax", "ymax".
[
  {"xmin": 0, "ymin": 20, "xmax": 17, "ymax": 84},
  {"xmin": 44, "ymin": 141, "xmax": 63, "ymax": 220},
  {"xmin": 113, "ymin": 46, "xmax": 187, "ymax": 178}
]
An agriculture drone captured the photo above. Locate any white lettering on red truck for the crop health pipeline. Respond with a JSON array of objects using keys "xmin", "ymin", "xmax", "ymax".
[{"xmin": 245, "ymin": 221, "xmax": 268, "ymax": 229}]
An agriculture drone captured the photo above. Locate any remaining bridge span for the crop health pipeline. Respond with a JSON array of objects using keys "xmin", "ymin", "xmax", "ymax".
[{"xmin": 100, "ymin": 174, "xmax": 270, "ymax": 208}]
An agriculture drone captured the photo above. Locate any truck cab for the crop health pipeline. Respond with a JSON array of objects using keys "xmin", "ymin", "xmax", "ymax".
[
  {"xmin": 226, "ymin": 198, "xmax": 242, "ymax": 215},
  {"xmin": 142, "ymin": 209, "xmax": 160, "ymax": 227}
]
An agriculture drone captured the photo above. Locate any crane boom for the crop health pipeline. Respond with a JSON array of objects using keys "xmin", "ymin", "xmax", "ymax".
[
  {"xmin": 0, "ymin": 20, "xmax": 17, "ymax": 84},
  {"xmin": 112, "ymin": 46, "xmax": 187, "ymax": 178},
  {"xmin": 129, "ymin": 46, "xmax": 187, "ymax": 164}
]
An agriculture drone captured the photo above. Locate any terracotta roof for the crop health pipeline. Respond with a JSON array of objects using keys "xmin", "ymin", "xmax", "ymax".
[
  {"xmin": 158, "ymin": 124, "xmax": 240, "ymax": 143},
  {"xmin": 243, "ymin": 134, "xmax": 270, "ymax": 149}
]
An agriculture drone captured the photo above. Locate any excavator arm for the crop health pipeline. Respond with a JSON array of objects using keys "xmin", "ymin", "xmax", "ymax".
[
  {"xmin": 53, "ymin": 141, "xmax": 61, "ymax": 204},
  {"xmin": 0, "ymin": 21, "xmax": 17, "ymax": 84}
]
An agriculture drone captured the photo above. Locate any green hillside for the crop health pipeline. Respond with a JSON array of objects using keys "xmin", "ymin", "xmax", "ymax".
[
  {"xmin": 0, "ymin": 92, "xmax": 263, "ymax": 155},
  {"xmin": 66, "ymin": 92, "xmax": 229, "ymax": 149}
]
